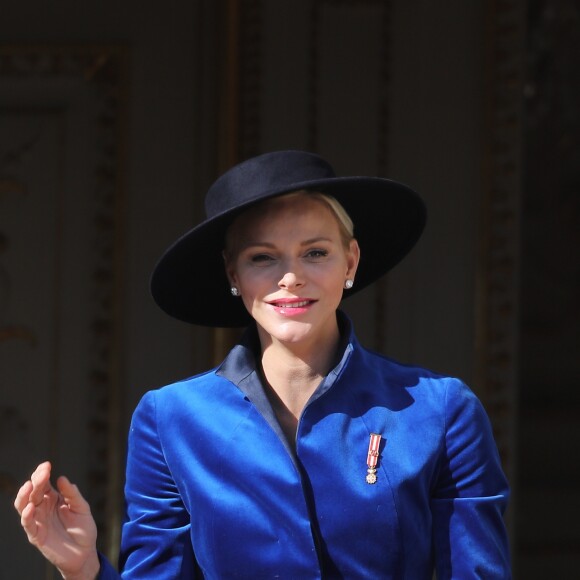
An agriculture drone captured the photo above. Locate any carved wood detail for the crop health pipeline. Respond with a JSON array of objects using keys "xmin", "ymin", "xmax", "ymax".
[
  {"xmin": 477, "ymin": 1, "xmax": 526, "ymax": 485},
  {"xmin": 0, "ymin": 46, "xmax": 127, "ymax": 561}
]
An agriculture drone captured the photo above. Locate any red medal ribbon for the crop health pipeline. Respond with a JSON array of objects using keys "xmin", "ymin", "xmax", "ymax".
[{"xmin": 367, "ymin": 433, "xmax": 382, "ymax": 469}]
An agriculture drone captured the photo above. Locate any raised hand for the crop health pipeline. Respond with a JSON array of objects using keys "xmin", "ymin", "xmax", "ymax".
[{"xmin": 14, "ymin": 461, "xmax": 101, "ymax": 580}]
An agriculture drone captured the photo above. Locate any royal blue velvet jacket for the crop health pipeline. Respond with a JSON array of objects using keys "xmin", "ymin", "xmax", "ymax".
[{"xmin": 100, "ymin": 316, "xmax": 510, "ymax": 578}]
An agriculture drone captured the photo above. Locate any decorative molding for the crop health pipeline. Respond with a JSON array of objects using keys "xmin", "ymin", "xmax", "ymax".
[
  {"xmin": 0, "ymin": 186, "xmax": 35, "ymax": 348},
  {"xmin": 0, "ymin": 134, "xmax": 36, "ymax": 346},
  {"xmin": 0, "ymin": 45, "xmax": 127, "ymax": 561},
  {"xmin": 373, "ymin": 0, "xmax": 392, "ymax": 351},
  {"xmin": 238, "ymin": 0, "xmax": 263, "ymax": 160},
  {"xmin": 477, "ymin": 1, "xmax": 526, "ymax": 484}
]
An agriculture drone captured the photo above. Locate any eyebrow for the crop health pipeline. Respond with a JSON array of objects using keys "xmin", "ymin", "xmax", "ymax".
[{"xmin": 239, "ymin": 236, "xmax": 333, "ymax": 251}]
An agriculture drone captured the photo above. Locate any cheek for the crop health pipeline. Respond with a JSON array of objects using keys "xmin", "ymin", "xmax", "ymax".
[
  {"xmin": 229, "ymin": 260, "xmax": 252, "ymax": 286},
  {"xmin": 236, "ymin": 267, "xmax": 271, "ymax": 295},
  {"xmin": 318, "ymin": 261, "xmax": 349, "ymax": 284}
]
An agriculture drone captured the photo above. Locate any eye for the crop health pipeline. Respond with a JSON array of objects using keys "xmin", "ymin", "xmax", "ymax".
[
  {"xmin": 250, "ymin": 253, "xmax": 274, "ymax": 263},
  {"xmin": 305, "ymin": 249, "xmax": 328, "ymax": 259}
]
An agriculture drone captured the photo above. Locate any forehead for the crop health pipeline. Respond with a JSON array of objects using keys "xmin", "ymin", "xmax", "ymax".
[{"xmin": 233, "ymin": 193, "xmax": 339, "ymax": 234}]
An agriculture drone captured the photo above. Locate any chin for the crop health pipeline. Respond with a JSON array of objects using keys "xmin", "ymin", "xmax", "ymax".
[
  {"xmin": 260, "ymin": 319, "xmax": 315, "ymax": 345},
  {"xmin": 276, "ymin": 323, "xmax": 314, "ymax": 343}
]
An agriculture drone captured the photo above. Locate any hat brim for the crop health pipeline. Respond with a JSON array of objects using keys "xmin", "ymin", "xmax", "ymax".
[{"xmin": 150, "ymin": 176, "xmax": 426, "ymax": 327}]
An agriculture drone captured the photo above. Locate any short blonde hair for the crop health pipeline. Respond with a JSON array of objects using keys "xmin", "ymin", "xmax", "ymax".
[
  {"xmin": 224, "ymin": 190, "xmax": 355, "ymax": 260},
  {"xmin": 305, "ymin": 191, "xmax": 354, "ymax": 245}
]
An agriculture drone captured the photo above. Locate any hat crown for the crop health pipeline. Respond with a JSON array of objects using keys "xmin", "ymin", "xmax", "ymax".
[{"xmin": 205, "ymin": 150, "xmax": 336, "ymax": 219}]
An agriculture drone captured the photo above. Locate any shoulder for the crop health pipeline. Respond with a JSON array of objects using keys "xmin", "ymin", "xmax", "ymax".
[
  {"xmin": 350, "ymin": 342, "xmax": 474, "ymax": 405},
  {"xmin": 131, "ymin": 368, "xmax": 230, "ymax": 422},
  {"xmin": 142, "ymin": 367, "xmax": 230, "ymax": 401},
  {"xmin": 131, "ymin": 367, "xmax": 252, "ymax": 437}
]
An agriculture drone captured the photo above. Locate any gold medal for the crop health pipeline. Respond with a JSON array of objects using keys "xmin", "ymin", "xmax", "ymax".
[{"xmin": 365, "ymin": 468, "xmax": 378, "ymax": 484}]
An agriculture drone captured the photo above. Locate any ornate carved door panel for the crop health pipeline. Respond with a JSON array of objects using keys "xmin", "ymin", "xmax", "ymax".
[{"xmin": 0, "ymin": 47, "xmax": 127, "ymax": 576}]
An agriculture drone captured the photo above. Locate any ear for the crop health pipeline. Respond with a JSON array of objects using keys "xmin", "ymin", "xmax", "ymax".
[
  {"xmin": 223, "ymin": 250, "xmax": 239, "ymax": 287},
  {"xmin": 346, "ymin": 238, "xmax": 360, "ymax": 279}
]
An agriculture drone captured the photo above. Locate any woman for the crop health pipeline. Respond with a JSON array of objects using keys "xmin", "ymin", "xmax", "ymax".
[{"xmin": 15, "ymin": 150, "xmax": 511, "ymax": 578}]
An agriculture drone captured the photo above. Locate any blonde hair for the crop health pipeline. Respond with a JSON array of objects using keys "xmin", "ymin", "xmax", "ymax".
[
  {"xmin": 306, "ymin": 191, "xmax": 354, "ymax": 245},
  {"xmin": 224, "ymin": 190, "xmax": 355, "ymax": 260}
]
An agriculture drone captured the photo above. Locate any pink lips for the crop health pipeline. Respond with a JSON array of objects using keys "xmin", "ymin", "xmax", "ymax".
[{"xmin": 268, "ymin": 298, "xmax": 316, "ymax": 317}]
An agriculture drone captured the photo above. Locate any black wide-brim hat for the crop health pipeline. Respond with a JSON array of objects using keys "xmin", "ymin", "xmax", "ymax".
[{"xmin": 151, "ymin": 150, "xmax": 426, "ymax": 327}]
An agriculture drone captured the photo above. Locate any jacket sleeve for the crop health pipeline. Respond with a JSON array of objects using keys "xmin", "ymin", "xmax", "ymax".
[
  {"xmin": 117, "ymin": 390, "xmax": 199, "ymax": 578},
  {"xmin": 430, "ymin": 379, "xmax": 511, "ymax": 579},
  {"xmin": 97, "ymin": 553, "xmax": 120, "ymax": 580}
]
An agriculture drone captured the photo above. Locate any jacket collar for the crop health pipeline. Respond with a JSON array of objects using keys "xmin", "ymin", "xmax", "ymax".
[
  {"xmin": 216, "ymin": 311, "xmax": 356, "ymax": 457},
  {"xmin": 216, "ymin": 311, "xmax": 355, "ymax": 390}
]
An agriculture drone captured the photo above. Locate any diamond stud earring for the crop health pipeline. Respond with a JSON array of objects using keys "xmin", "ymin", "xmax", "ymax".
[{"xmin": 230, "ymin": 287, "xmax": 240, "ymax": 297}]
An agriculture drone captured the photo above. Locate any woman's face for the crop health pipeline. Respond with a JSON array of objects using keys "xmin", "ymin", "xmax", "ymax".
[{"xmin": 225, "ymin": 193, "xmax": 359, "ymax": 349}]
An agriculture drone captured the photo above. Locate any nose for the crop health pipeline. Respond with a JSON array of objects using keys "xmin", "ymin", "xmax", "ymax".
[{"xmin": 278, "ymin": 261, "xmax": 304, "ymax": 290}]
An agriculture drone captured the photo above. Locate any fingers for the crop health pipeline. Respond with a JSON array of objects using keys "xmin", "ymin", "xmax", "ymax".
[
  {"xmin": 17, "ymin": 469, "xmax": 48, "ymax": 543},
  {"xmin": 14, "ymin": 462, "xmax": 54, "ymax": 543},
  {"xmin": 56, "ymin": 476, "xmax": 92, "ymax": 515},
  {"xmin": 14, "ymin": 461, "xmax": 52, "ymax": 515},
  {"xmin": 14, "ymin": 463, "xmax": 90, "ymax": 519},
  {"xmin": 14, "ymin": 480, "xmax": 33, "ymax": 515},
  {"xmin": 29, "ymin": 461, "xmax": 53, "ymax": 504},
  {"xmin": 20, "ymin": 499, "xmax": 40, "ymax": 541}
]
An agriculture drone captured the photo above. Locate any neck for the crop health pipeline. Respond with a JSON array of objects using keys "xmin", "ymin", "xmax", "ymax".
[{"xmin": 259, "ymin": 329, "xmax": 340, "ymax": 421}]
